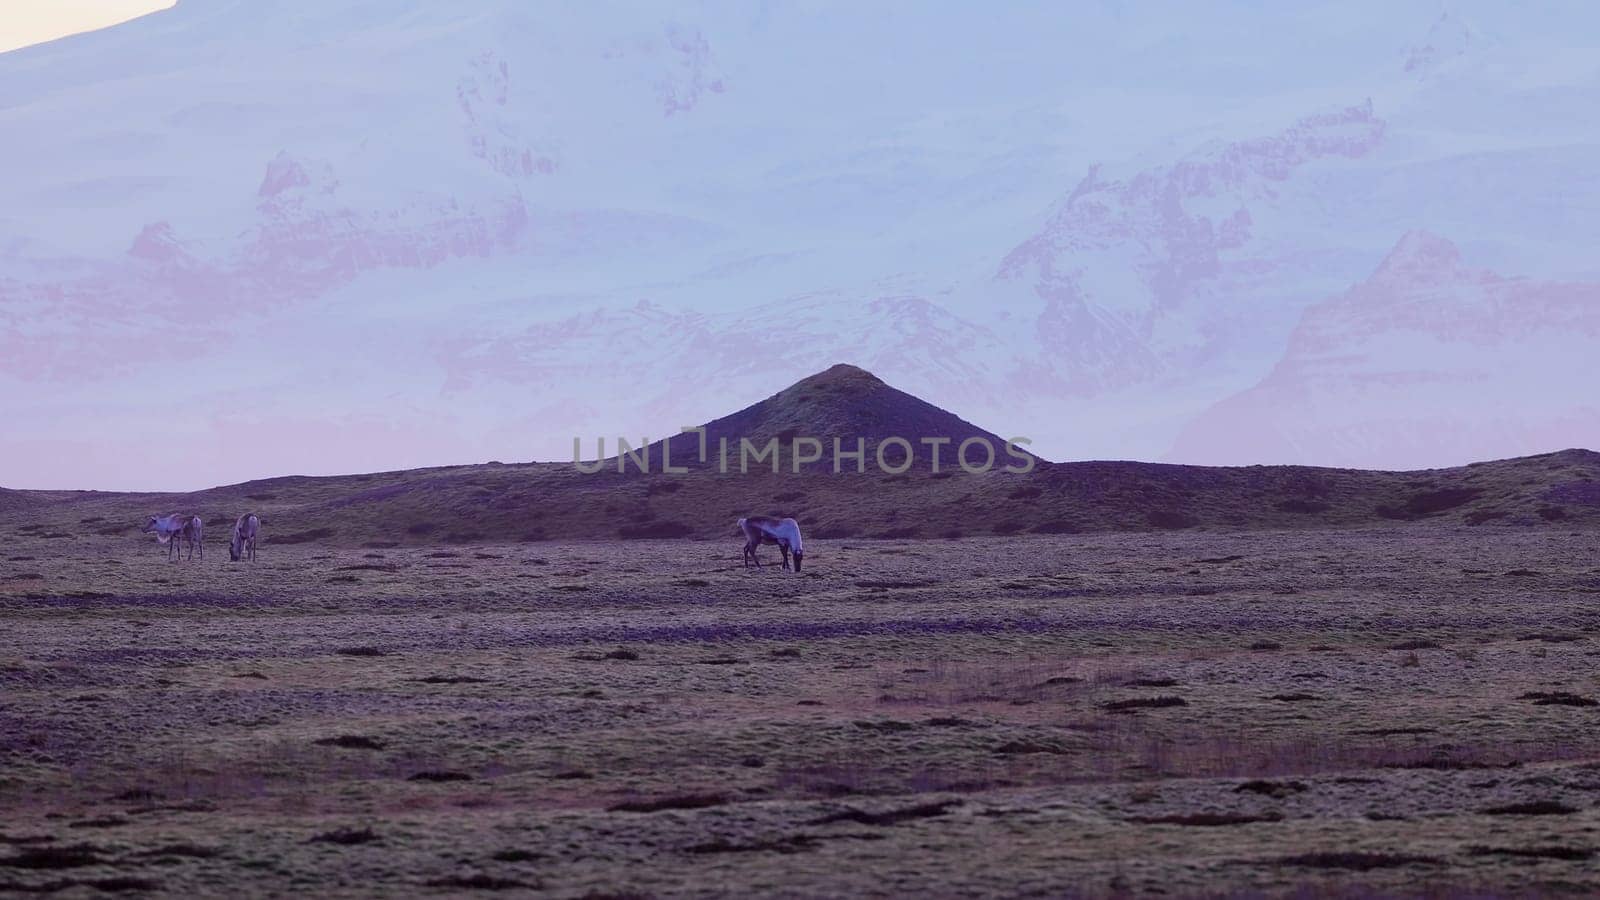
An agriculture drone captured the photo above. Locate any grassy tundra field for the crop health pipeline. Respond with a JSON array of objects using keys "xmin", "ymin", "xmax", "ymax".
[{"xmin": 4, "ymin": 526, "xmax": 1600, "ymax": 897}]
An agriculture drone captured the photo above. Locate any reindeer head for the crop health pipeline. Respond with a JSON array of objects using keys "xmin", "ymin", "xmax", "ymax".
[{"xmin": 141, "ymin": 515, "xmax": 158, "ymax": 533}]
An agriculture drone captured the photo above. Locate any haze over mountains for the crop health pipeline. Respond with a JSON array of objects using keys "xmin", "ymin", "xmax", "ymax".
[{"xmin": 1, "ymin": 1, "xmax": 1598, "ymax": 490}]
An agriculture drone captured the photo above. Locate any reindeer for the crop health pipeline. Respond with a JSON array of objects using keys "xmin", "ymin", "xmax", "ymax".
[
  {"xmin": 737, "ymin": 516, "xmax": 805, "ymax": 572},
  {"xmin": 230, "ymin": 514, "xmax": 260, "ymax": 562},
  {"xmin": 142, "ymin": 514, "xmax": 203, "ymax": 561}
]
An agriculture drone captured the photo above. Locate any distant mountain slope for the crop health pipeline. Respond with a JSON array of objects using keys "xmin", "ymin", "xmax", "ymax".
[
  {"xmin": 1170, "ymin": 233, "xmax": 1600, "ymax": 468},
  {"xmin": 0, "ymin": 487, "xmax": 35, "ymax": 514},
  {"xmin": 3, "ymin": 367, "xmax": 1596, "ymax": 547},
  {"xmin": 438, "ymin": 297, "xmax": 1017, "ymax": 438},
  {"xmin": 991, "ymin": 102, "xmax": 1387, "ymax": 394},
  {"xmin": 7, "ymin": 3, "xmax": 1600, "ymax": 488}
]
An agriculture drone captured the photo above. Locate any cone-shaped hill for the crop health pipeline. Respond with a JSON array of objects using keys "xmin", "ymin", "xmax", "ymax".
[
  {"xmin": 636, "ymin": 363, "xmax": 1036, "ymax": 473},
  {"xmin": 2, "ymin": 366, "xmax": 1597, "ymax": 546}
]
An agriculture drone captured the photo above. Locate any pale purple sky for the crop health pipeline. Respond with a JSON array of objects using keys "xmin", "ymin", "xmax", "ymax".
[{"xmin": 2, "ymin": 1, "xmax": 1598, "ymax": 491}]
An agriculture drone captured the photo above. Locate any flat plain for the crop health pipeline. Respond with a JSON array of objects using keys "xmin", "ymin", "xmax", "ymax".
[{"xmin": 3, "ymin": 527, "xmax": 1600, "ymax": 897}]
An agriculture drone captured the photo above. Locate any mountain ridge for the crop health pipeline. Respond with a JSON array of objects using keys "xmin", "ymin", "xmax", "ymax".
[
  {"xmin": 6, "ymin": 3, "xmax": 1600, "ymax": 487},
  {"xmin": 3, "ymin": 366, "xmax": 1597, "ymax": 546},
  {"xmin": 1171, "ymin": 232, "xmax": 1600, "ymax": 468},
  {"xmin": 628, "ymin": 363, "xmax": 1036, "ymax": 473}
]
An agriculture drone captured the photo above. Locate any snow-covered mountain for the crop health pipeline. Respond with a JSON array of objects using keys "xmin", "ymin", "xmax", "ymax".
[
  {"xmin": 1169, "ymin": 232, "xmax": 1600, "ymax": 469},
  {"xmin": 3, "ymin": 0, "xmax": 1599, "ymax": 489},
  {"xmin": 989, "ymin": 102, "xmax": 1387, "ymax": 394}
]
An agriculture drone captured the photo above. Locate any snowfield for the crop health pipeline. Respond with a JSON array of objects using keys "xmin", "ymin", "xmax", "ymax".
[{"xmin": 2, "ymin": 0, "xmax": 1599, "ymax": 489}]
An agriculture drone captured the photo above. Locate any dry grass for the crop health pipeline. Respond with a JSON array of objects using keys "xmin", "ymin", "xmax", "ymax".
[{"xmin": 1, "ymin": 526, "xmax": 1599, "ymax": 896}]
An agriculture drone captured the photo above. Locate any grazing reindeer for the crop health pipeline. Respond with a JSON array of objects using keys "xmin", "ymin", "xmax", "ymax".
[
  {"xmin": 183, "ymin": 515, "xmax": 204, "ymax": 560},
  {"xmin": 737, "ymin": 516, "xmax": 805, "ymax": 572},
  {"xmin": 142, "ymin": 514, "xmax": 203, "ymax": 561},
  {"xmin": 230, "ymin": 513, "xmax": 260, "ymax": 562}
]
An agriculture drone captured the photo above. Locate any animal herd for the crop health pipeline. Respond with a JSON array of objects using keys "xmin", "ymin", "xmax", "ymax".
[
  {"xmin": 139, "ymin": 512, "xmax": 804, "ymax": 572},
  {"xmin": 141, "ymin": 513, "xmax": 260, "ymax": 562}
]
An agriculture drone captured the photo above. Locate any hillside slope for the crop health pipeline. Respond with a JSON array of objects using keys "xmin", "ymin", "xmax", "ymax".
[
  {"xmin": 1171, "ymin": 233, "xmax": 1600, "ymax": 468},
  {"xmin": 3, "ymin": 367, "xmax": 1597, "ymax": 545},
  {"xmin": 629, "ymin": 364, "xmax": 1034, "ymax": 473}
]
